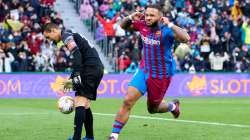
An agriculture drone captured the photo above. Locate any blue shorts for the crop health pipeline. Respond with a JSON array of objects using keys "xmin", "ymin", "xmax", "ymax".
[{"xmin": 128, "ymin": 69, "xmax": 149, "ymax": 95}]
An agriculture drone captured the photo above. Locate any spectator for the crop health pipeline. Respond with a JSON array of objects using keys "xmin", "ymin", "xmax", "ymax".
[
  {"xmin": 175, "ymin": 0, "xmax": 185, "ymax": 12},
  {"xmin": 0, "ymin": 49, "xmax": 14, "ymax": 72},
  {"xmin": 73, "ymin": 0, "xmax": 250, "ymax": 73},
  {"xmin": 95, "ymin": 13, "xmax": 119, "ymax": 37},
  {"xmin": 95, "ymin": 24, "xmax": 105, "ymax": 41},
  {"xmin": 113, "ymin": 1, "xmax": 122, "ymax": 12},
  {"xmin": 2, "ymin": 0, "xmax": 249, "ymax": 73},
  {"xmin": 231, "ymin": 0, "xmax": 242, "ymax": 21},
  {"xmin": 33, "ymin": 52, "xmax": 46, "ymax": 71},
  {"xmin": 230, "ymin": 20, "xmax": 242, "ymax": 48},
  {"xmin": 98, "ymin": 0, "xmax": 109, "ymax": 16},
  {"xmin": 53, "ymin": 49, "xmax": 68, "ymax": 72},
  {"xmin": 0, "ymin": 1, "xmax": 8, "ymax": 22},
  {"xmin": 241, "ymin": 0, "xmax": 250, "ymax": 17},
  {"xmin": 53, "ymin": 56, "xmax": 67, "ymax": 72},
  {"xmin": 242, "ymin": 17, "xmax": 250, "ymax": 47},
  {"xmin": 26, "ymin": 32, "xmax": 43, "ymax": 55},
  {"xmin": 139, "ymin": 0, "xmax": 148, "ymax": 7},
  {"xmin": 0, "ymin": 0, "xmax": 69, "ymax": 73},
  {"xmin": 174, "ymin": 43, "xmax": 190, "ymax": 60},
  {"xmin": 113, "ymin": 17, "xmax": 126, "ymax": 42},
  {"xmin": 180, "ymin": 55, "xmax": 192, "ymax": 72},
  {"xmin": 16, "ymin": 51, "xmax": 30, "ymax": 71},
  {"xmin": 221, "ymin": 32, "xmax": 235, "ymax": 53},
  {"xmin": 106, "ymin": 6, "xmax": 117, "ymax": 19},
  {"xmin": 79, "ymin": 0, "xmax": 94, "ymax": 26},
  {"xmin": 41, "ymin": 40, "xmax": 54, "ymax": 60},
  {"xmin": 209, "ymin": 52, "xmax": 229, "ymax": 71},
  {"xmin": 118, "ymin": 51, "xmax": 131, "ymax": 73},
  {"xmin": 40, "ymin": 0, "xmax": 55, "ymax": 6}
]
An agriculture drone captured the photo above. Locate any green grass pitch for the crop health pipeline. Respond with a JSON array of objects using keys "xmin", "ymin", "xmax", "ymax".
[{"xmin": 0, "ymin": 97, "xmax": 250, "ymax": 140}]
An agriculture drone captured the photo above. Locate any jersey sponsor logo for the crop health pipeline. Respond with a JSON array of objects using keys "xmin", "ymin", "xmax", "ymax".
[{"xmin": 141, "ymin": 34, "xmax": 160, "ymax": 45}]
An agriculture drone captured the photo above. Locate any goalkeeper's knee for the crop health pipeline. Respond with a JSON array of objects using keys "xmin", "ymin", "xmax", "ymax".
[{"xmin": 75, "ymin": 96, "xmax": 90, "ymax": 109}]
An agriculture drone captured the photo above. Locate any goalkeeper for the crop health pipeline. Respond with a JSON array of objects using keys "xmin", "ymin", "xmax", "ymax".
[{"xmin": 43, "ymin": 23, "xmax": 104, "ymax": 140}]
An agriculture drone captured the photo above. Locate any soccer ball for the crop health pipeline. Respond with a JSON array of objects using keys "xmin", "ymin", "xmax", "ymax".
[{"xmin": 57, "ymin": 96, "xmax": 74, "ymax": 114}]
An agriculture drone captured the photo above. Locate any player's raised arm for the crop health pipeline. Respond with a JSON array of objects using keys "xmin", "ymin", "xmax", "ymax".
[
  {"xmin": 160, "ymin": 17, "xmax": 190, "ymax": 43},
  {"xmin": 120, "ymin": 12, "xmax": 144, "ymax": 31}
]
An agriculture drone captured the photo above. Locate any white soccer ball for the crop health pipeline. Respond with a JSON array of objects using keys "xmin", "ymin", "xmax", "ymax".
[{"xmin": 57, "ymin": 96, "xmax": 74, "ymax": 114}]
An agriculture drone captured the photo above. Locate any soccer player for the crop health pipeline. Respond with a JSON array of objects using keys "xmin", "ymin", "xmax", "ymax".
[
  {"xmin": 43, "ymin": 23, "xmax": 104, "ymax": 140},
  {"xmin": 108, "ymin": 4, "xmax": 190, "ymax": 140}
]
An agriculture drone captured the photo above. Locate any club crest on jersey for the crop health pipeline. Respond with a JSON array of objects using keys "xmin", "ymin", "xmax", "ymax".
[
  {"xmin": 156, "ymin": 31, "xmax": 161, "ymax": 35},
  {"xmin": 141, "ymin": 35, "xmax": 161, "ymax": 45}
]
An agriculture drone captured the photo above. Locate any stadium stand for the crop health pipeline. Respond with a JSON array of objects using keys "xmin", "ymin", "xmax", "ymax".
[
  {"xmin": 0, "ymin": 0, "xmax": 72, "ymax": 72},
  {"xmin": 72, "ymin": 0, "xmax": 250, "ymax": 73},
  {"xmin": 0, "ymin": 0, "xmax": 249, "ymax": 73}
]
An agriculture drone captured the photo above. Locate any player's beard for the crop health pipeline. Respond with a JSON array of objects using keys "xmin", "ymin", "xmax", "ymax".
[{"xmin": 148, "ymin": 21, "xmax": 158, "ymax": 28}]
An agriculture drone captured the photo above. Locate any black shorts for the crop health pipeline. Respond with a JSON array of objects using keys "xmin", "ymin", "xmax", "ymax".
[{"xmin": 75, "ymin": 65, "xmax": 104, "ymax": 100}]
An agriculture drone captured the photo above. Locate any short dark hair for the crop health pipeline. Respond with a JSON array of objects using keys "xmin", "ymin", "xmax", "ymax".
[
  {"xmin": 146, "ymin": 4, "xmax": 162, "ymax": 12},
  {"xmin": 43, "ymin": 23, "xmax": 59, "ymax": 32}
]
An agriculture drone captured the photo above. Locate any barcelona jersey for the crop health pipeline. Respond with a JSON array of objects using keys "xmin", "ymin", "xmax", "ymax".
[{"xmin": 133, "ymin": 20, "xmax": 176, "ymax": 79}]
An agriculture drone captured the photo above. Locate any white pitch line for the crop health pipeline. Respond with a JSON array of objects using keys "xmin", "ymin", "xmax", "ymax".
[
  {"xmin": 1, "ymin": 112, "xmax": 250, "ymax": 128},
  {"xmin": 0, "ymin": 112, "xmax": 52, "ymax": 116},
  {"xmin": 93, "ymin": 112, "xmax": 250, "ymax": 128}
]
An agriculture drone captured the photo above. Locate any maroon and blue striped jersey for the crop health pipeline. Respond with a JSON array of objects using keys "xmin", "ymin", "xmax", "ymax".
[{"xmin": 133, "ymin": 20, "xmax": 176, "ymax": 79}]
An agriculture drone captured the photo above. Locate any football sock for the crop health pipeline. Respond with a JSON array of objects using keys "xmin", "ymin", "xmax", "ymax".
[
  {"xmin": 111, "ymin": 120, "xmax": 125, "ymax": 135},
  {"xmin": 167, "ymin": 102, "xmax": 176, "ymax": 112},
  {"xmin": 84, "ymin": 108, "xmax": 94, "ymax": 139},
  {"xmin": 73, "ymin": 106, "xmax": 86, "ymax": 140}
]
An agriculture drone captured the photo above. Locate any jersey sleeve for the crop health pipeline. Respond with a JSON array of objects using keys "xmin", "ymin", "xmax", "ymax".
[
  {"xmin": 61, "ymin": 30, "xmax": 83, "ymax": 74},
  {"xmin": 165, "ymin": 27, "xmax": 174, "ymax": 38},
  {"xmin": 162, "ymin": 27, "xmax": 174, "ymax": 46},
  {"xmin": 61, "ymin": 30, "xmax": 77, "ymax": 50}
]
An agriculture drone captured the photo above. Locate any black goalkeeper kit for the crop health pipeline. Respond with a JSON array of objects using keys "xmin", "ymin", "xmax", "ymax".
[{"xmin": 62, "ymin": 30, "xmax": 104, "ymax": 100}]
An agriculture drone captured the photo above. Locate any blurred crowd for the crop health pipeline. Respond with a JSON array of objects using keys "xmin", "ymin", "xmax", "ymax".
[
  {"xmin": 0, "ymin": 0, "xmax": 73, "ymax": 72},
  {"xmin": 1, "ymin": 0, "xmax": 250, "ymax": 73},
  {"xmin": 77, "ymin": 0, "xmax": 250, "ymax": 73}
]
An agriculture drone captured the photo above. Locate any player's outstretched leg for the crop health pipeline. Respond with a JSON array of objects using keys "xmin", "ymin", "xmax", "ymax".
[{"xmin": 108, "ymin": 87, "xmax": 142, "ymax": 140}]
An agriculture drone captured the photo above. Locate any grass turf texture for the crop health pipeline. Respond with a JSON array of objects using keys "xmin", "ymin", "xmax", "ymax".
[{"xmin": 0, "ymin": 98, "xmax": 250, "ymax": 140}]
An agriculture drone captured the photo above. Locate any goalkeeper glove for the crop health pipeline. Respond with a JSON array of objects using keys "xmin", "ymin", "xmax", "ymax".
[
  {"xmin": 71, "ymin": 72, "xmax": 82, "ymax": 90},
  {"xmin": 63, "ymin": 79, "xmax": 73, "ymax": 93}
]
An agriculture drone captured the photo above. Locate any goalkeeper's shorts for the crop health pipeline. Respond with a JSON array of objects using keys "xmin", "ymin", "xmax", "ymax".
[{"xmin": 75, "ymin": 65, "xmax": 104, "ymax": 100}]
